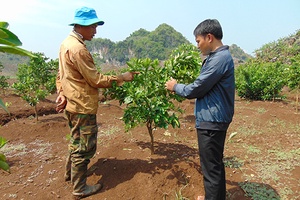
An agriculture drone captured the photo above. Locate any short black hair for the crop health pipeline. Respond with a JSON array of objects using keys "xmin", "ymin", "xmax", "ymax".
[{"xmin": 193, "ymin": 19, "xmax": 223, "ymax": 40}]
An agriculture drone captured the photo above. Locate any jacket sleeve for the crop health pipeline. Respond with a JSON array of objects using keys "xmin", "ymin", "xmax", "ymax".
[
  {"xmin": 174, "ymin": 57, "xmax": 225, "ymax": 99},
  {"xmin": 56, "ymin": 70, "xmax": 63, "ymax": 95},
  {"xmin": 73, "ymin": 49, "xmax": 123, "ymax": 88}
]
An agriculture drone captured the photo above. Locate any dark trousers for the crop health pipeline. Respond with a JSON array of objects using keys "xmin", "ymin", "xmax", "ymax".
[{"xmin": 197, "ymin": 129, "xmax": 227, "ymax": 200}]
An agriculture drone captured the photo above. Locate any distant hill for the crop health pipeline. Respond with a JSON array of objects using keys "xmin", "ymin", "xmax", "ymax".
[
  {"xmin": 86, "ymin": 23, "xmax": 191, "ymax": 68},
  {"xmin": 0, "ymin": 53, "xmax": 29, "ymax": 76},
  {"xmin": 229, "ymin": 44, "xmax": 252, "ymax": 65},
  {"xmin": 0, "ymin": 23, "xmax": 253, "ymax": 76},
  {"xmin": 86, "ymin": 23, "xmax": 251, "ymax": 70},
  {"xmin": 253, "ymin": 29, "xmax": 300, "ymax": 64}
]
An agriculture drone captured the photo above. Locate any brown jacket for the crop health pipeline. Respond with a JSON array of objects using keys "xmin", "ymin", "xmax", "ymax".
[{"xmin": 56, "ymin": 32, "xmax": 123, "ymax": 114}]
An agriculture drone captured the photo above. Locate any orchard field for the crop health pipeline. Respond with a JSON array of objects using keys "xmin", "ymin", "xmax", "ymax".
[
  {"xmin": 0, "ymin": 90, "xmax": 299, "ymax": 200},
  {"xmin": 1, "ymin": 17, "xmax": 299, "ymax": 200}
]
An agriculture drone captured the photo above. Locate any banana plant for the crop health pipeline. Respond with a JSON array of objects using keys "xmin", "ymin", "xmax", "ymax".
[
  {"xmin": 0, "ymin": 21, "xmax": 35, "ymax": 113},
  {"xmin": 0, "ymin": 21, "xmax": 34, "ymax": 172},
  {"xmin": 0, "ymin": 22, "xmax": 34, "ymax": 56}
]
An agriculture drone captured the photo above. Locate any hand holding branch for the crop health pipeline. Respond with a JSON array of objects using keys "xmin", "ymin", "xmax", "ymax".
[{"xmin": 165, "ymin": 78, "xmax": 177, "ymax": 92}]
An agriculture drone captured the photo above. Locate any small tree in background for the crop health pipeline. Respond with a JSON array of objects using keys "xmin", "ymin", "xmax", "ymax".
[
  {"xmin": 235, "ymin": 61, "xmax": 286, "ymax": 101},
  {"xmin": 104, "ymin": 44, "xmax": 201, "ymax": 154},
  {"xmin": 283, "ymin": 55, "xmax": 300, "ymax": 112},
  {"xmin": 0, "ymin": 63, "xmax": 9, "ymax": 94},
  {"xmin": 12, "ymin": 52, "xmax": 58, "ymax": 121}
]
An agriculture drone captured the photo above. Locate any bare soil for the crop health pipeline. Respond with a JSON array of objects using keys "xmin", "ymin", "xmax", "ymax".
[{"xmin": 0, "ymin": 91, "xmax": 299, "ymax": 200}]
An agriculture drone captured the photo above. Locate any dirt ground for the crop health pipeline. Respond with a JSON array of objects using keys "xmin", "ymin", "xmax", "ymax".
[{"xmin": 0, "ymin": 91, "xmax": 299, "ymax": 200}]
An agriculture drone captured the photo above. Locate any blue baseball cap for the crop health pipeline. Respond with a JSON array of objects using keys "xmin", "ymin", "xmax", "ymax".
[{"xmin": 69, "ymin": 7, "xmax": 104, "ymax": 26}]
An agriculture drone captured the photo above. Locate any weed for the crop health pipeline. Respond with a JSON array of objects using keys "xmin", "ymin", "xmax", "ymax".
[
  {"xmin": 98, "ymin": 126, "xmax": 120, "ymax": 145},
  {"xmin": 277, "ymin": 186, "xmax": 295, "ymax": 200},
  {"xmin": 223, "ymin": 156, "xmax": 244, "ymax": 168},
  {"xmin": 246, "ymin": 145, "xmax": 261, "ymax": 154},
  {"xmin": 237, "ymin": 123, "xmax": 262, "ymax": 135},
  {"xmin": 257, "ymin": 107, "xmax": 267, "ymax": 114},
  {"xmin": 100, "ymin": 126, "xmax": 120, "ymax": 136},
  {"xmin": 174, "ymin": 184, "xmax": 189, "ymax": 200},
  {"xmin": 239, "ymin": 182, "xmax": 280, "ymax": 200}
]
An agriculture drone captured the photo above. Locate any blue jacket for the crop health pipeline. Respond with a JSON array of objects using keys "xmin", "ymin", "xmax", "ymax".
[{"xmin": 174, "ymin": 45, "xmax": 235, "ymax": 131}]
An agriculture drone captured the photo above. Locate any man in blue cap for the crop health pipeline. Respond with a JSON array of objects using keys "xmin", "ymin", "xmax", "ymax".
[{"xmin": 56, "ymin": 6, "xmax": 137, "ymax": 199}]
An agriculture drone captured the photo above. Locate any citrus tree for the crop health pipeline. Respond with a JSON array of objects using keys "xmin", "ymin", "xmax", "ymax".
[
  {"xmin": 12, "ymin": 53, "xmax": 58, "ymax": 121},
  {"xmin": 235, "ymin": 61, "xmax": 286, "ymax": 100},
  {"xmin": 0, "ymin": 63, "xmax": 9, "ymax": 93},
  {"xmin": 104, "ymin": 44, "xmax": 201, "ymax": 154}
]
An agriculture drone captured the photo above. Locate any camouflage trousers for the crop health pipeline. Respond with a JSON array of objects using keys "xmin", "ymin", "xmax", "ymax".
[{"xmin": 64, "ymin": 110, "xmax": 98, "ymax": 193}]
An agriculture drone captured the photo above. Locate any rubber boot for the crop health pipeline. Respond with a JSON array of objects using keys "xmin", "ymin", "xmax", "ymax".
[
  {"xmin": 71, "ymin": 162, "xmax": 102, "ymax": 199},
  {"xmin": 64, "ymin": 154, "xmax": 71, "ymax": 182},
  {"xmin": 72, "ymin": 184, "xmax": 103, "ymax": 200}
]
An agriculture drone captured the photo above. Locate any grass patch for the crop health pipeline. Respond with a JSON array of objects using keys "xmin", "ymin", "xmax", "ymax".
[
  {"xmin": 100, "ymin": 126, "xmax": 120, "ymax": 136},
  {"xmin": 246, "ymin": 145, "xmax": 261, "ymax": 155},
  {"xmin": 257, "ymin": 107, "xmax": 267, "ymax": 114},
  {"xmin": 98, "ymin": 126, "xmax": 120, "ymax": 145},
  {"xmin": 236, "ymin": 122, "xmax": 262, "ymax": 136}
]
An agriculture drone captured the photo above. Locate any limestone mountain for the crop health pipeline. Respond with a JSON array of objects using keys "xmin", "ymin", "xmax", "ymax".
[
  {"xmin": 86, "ymin": 23, "xmax": 191, "ymax": 68},
  {"xmin": 1, "ymin": 23, "xmax": 254, "ymax": 76}
]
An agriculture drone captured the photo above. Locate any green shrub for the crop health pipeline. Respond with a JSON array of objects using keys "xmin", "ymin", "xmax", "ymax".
[
  {"xmin": 235, "ymin": 61, "xmax": 286, "ymax": 100},
  {"xmin": 0, "ymin": 63, "xmax": 9, "ymax": 93},
  {"xmin": 283, "ymin": 54, "xmax": 300, "ymax": 90}
]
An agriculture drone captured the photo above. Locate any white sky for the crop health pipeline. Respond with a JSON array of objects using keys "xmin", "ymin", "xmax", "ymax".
[{"xmin": 1, "ymin": 0, "xmax": 299, "ymax": 59}]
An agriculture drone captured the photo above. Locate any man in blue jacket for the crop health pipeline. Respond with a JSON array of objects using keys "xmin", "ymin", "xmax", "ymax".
[{"xmin": 165, "ymin": 19, "xmax": 235, "ymax": 200}]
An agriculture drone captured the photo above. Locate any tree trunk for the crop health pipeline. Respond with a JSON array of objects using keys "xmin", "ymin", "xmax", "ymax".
[
  {"xmin": 146, "ymin": 120, "xmax": 154, "ymax": 155},
  {"xmin": 296, "ymin": 92, "xmax": 299, "ymax": 113},
  {"xmin": 34, "ymin": 105, "xmax": 38, "ymax": 121}
]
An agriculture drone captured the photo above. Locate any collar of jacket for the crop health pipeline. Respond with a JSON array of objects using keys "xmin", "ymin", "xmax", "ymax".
[
  {"xmin": 70, "ymin": 31, "xmax": 85, "ymax": 44},
  {"xmin": 202, "ymin": 45, "xmax": 229, "ymax": 65},
  {"xmin": 209, "ymin": 45, "xmax": 229, "ymax": 56}
]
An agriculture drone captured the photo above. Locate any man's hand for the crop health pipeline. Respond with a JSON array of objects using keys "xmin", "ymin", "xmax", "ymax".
[
  {"xmin": 165, "ymin": 78, "xmax": 177, "ymax": 91},
  {"xmin": 55, "ymin": 94, "xmax": 67, "ymax": 113},
  {"xmin": 122, "ymin": 71, "xmax": 139, "ymax": 82}
]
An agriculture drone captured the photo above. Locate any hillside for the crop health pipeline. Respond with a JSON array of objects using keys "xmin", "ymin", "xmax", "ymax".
[
  {"xmin": 1, "ymin": 23, "xmax": 252, "ymax": 76},
  {"xmin": 254, "ymin": 29, "xmax": 300, "ymax": 63},
  {"xmin": 0, "ymin": 53, "xmax": 29, "ymax": 76},
  {"xmin": 86, "ymin": 23, "xmax": 191, "ymax": 68}
]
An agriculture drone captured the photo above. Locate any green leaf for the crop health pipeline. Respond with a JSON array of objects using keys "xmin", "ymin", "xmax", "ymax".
[
  {"xmin": 0, "ymin": 46, "xmax": 34, "ymax": 57},
  {"xmin": 0, "ymin": 153, "xmax": 6, "ymax": 161},
  {"xmin": 0, "ymin": 136, "xmax": 7, "ymax": 148},
  {"xmin": 0, "ymin": 27, "xmax": 22, "ymax": 46},
  {"xmin": 0, "ymin": 29, "xmax": 8, "ymax": 39},
  {"xmin": 0, "ymin": 22, "xmax": 9, "ymax": 29},
  {"xmin": 0, "ymin": 98, "xmax": 10, "ymax": 114},
  {"xmin": 0, "ymin": 159, "xmax": 10, "ymax": 173}
]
